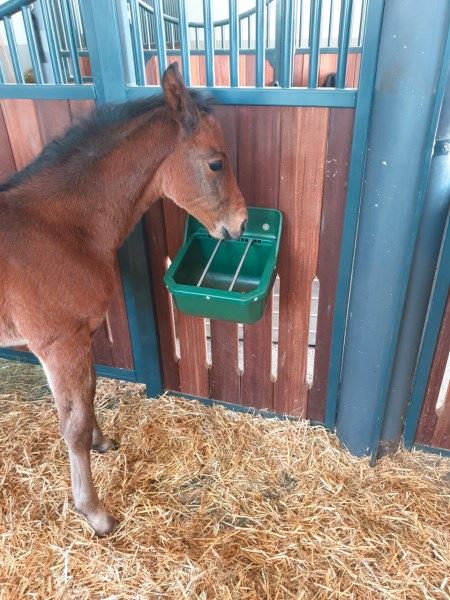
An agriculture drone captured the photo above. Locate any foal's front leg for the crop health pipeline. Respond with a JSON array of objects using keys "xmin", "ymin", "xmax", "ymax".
[{"xmin": 36, "ymin": 337, "xmax": 118, "ymax": 536}]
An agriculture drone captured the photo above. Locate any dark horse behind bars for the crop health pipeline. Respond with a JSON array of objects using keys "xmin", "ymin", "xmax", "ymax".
[{"xmin": 0, "ymin": 64, "xmax": 247, "ymax": 535}]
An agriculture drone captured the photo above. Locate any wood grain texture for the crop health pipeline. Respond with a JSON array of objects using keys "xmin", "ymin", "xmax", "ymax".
[
  {"xmin": 416, "ymin": 292, "xmax": 450, "ymax": 446},
  {"xmin": 34, "ymin": 100, "xmax": 72, "ymax": 145},
  {"xmin": 308, "ymin": 108, "xmax": 354, "ymax": 422},
  {"xmin": 237, "ymin": 106, "xmax": 282, "ymax": 410},
  {"xmin": 274, "ymin": 107, "xmax": 329, "ymax": 417},
  {"xmin": 0, "ymin": 99, "xmax": 43, "ymax": 168},
  {"xmin": 144, "ymin": 200, "xmax": 180, "ymax": 390},
  {"xmin": 162, "ymin": 198, "xmax": 209, "ymax": 396},
  {"xmin": 209, "ymin": 105, "xmax": 240, "ymax": 402},
  {"xmin": 0, "ymin": 103, "xmax": 16, "ymax": 182},
  {"xmin": 107, "ymin": 263, "xmax": 134, "ymax": 369}
]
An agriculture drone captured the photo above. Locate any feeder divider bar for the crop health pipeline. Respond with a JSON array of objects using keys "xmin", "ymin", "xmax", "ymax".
[
  {"xmin": 229, "ymin": 239, "xmax": 253, "ymax": 291},
  {"xmin": 197, "ymin": 239, "xmax": 222, "ymax": 287}
]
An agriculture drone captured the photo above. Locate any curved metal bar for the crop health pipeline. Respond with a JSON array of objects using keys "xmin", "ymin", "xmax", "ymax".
[{"xmin": 0, "ymin": 0, "xmax": 34, "ymax": 20}]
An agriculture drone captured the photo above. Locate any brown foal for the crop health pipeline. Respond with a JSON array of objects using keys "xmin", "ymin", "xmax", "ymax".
[{"xmin": 0, "ymin": 64, "xmax": 247, "ymax": 535}]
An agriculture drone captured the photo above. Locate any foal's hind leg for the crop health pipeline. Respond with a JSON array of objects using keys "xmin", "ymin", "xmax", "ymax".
[
  {"xmin": 35, "ymin": 336, "xmax": 118, "ymax": 536},
  {"xmin": 89, "ymin": 365, "xmax": 118, "ymax": 454}
]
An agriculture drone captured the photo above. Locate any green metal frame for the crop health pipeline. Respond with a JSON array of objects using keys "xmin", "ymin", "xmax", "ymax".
[
  {"xmin": 325, "ymin": 0, "xmax": 384, "ymax": 428},
  {"xmin": 403, "ymin": 211, "xmax": 450, "ymax": 450}
]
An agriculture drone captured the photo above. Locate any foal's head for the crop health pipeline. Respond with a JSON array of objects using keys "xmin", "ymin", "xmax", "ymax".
[{"xmin": 156, "ymin": 64, "xmax": 247, "ymax": 239}]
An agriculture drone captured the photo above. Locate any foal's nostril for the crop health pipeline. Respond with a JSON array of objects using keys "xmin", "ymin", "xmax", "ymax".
[
  {"xmin": 220, "ymin": 226, "xmax": 231, "ymax": 239},
  {"xmin": 240, "ymin": 219, "xmax": 248, "ymax": 235}
]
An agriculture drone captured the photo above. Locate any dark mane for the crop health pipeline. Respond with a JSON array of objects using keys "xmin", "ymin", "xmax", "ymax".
[{"xmin": 0, "ymin": 92, "xmax": 211, "ymax": 193}]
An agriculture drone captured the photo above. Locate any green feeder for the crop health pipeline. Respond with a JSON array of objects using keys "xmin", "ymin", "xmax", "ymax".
[{"xmin": 164, "ymin": 207, "xmax": 283, "ymax": 324}]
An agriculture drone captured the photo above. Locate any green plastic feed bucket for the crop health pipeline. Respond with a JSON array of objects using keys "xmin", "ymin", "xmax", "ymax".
[{"xmin": 164, "ymin": 207, "xmax": 282, "ymax": 324}]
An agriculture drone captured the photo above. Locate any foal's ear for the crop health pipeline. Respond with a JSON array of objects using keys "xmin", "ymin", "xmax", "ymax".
[{"xmin": 162, "ymin": 63, "xmax": 199, "ymax": 136}]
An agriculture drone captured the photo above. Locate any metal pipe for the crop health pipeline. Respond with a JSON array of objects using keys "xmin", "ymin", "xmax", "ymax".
[
  {"xmin": 280, "ymin": 0, "xmax": 294, "ymax": 87},
  {"xmin": 255, "ymin": 0, "xmax": 265, "ymax": 87},
  {"xmin": 21, "ymin": 5, "xmax": 44, "ymax": 84},
  {"xmin": 229, "ymin": 239, "xmax": 253, "ymax": 291},
  {"xmin": 308, "ymin": 0, "xmax": 322, "ymax": 88},
  {"xmin": 203, "ymin": 0, "xmax": 214, "ymax": 86},
  {"xmin": 129, "ymin": 0, "xmax": 146, "ymax": 85},
  {"xmin": 336, "ymin": 0, "xmax": 353, "ymax": 88},
  {"xmin": 153, "ymin": 0, "xmax": 167, "ymax": 77},
  {"xmin": 178, "ymin": 0, "xmax": 191, "ymax": 85},
  {"xmin": 229, "ymin": 0, "xmax": 238, "ymax": 86},
  {"xmin": 3, "ymin": 15, "xmax": 24, "ymax": 83},
  {"xmin": 40, "ymin": 0, "xmax": 63, "ymax": 83},
  {"xmin": 197, "ymin": 240, "xmax": 222, "ymax": 287},
  {"xmin": 61, "ymin": 0, "xmax": 82, "ymax": 84}
]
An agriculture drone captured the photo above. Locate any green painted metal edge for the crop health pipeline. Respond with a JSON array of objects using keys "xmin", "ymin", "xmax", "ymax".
[
  {"xmin": 411, "ymin": 443, "xmax": 450, "ymax": 459},
  {"xmin": 324, "ymin": 0, "xmax": 385, "ymax": 429},
  {"xmin": 126, "ymin": 85, "xmax": 357, "ymax": 107},
  {"xmin": 0, "ymin": 348, "xmax": 139, "ymax": 382},
  {"xmin": 166, "ymin": 390, "xmax": 326, "ymax": 427},
  {"xmin": 403, "ymin": 210, "xmax": 450, "ymax": 449},
  {"xmin": 0, "ymin": 83, "xmax": 96, "ymax": 99}
]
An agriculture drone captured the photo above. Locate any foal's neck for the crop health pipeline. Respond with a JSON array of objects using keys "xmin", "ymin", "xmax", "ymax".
[{"xmin": 30, "ymin": 112, "xmax": 177, "ymax": 257}]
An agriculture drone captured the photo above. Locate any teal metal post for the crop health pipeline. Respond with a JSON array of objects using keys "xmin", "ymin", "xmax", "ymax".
[
  {"xmin": 335, "ymin": 0, "xmax": 450, "ymax": 457},
  {"xmin": 80, "ymin": 0, "xmax": 163, "ymax": 397}
]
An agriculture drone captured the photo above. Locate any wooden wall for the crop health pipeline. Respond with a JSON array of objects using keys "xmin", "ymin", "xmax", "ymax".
[
  {"xmin": 145, "ymin": 52, "xmax": 361, "ymax": 87},
  {"xmin": 0, "ymin": 97, "xmax": 355, "ymax": 421},
  {"xmin": 145, "ymin": 106, "xmax": 354, "ymax": 420},
  {"xmin": 415, "ymin": 292, "xmax": 450, "ymax": 450},
  {"xmin": 0, "ymin": 99, "xmax": 134, "ymax": 371}
]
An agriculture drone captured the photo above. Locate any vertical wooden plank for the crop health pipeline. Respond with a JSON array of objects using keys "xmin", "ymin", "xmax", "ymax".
[
  {"xmin": 318, "ymin": 53, "xmax": 338, "ymax": 86},
  {"xmin": 92, "ymin": 321, "xmax": 114, "ymax": 366},
  {"xmin": 209, "ymin": 105, "xmax": 240, "ymax": 402},
  {"xmin": 33, "ymin": 100, "xmax": 72, "ymax": 145},
  {"xmin": 0, "ymin": 99, "xmax": 43, "ymax": 168},
  {"xmin": 107, "ymin": 263, "xmax": 134, "ymax": 369},
  {"xmin": 416, "ymin": 293, "xmax": 450, "ymax": 445},
  {"xmin": 145, "ymin": 57, "xmax": 159, "ymax": 85},
  {"xmin": 274, "ymin": 107, "xmax": 329, "ymax": 417},
  {"xmin": 432, "ymin": 384, "xmax": 450, "ymax": 449},
  {"xmin": 237, "ymin": 106, "xmax": 281, "ymax": 410},
  {"xmin": 214, "ymin": 55, "xmax": 230, "ymax": 86},
  {"xmin": 144, "ymin": 200, "xmax": 180, "ymax": 390},
  {"xmin": 68, "ymin": 99, "xmax": 95, "ymax": 124},
  {"xmin": 163, "ymin": 198, "xmax": 209, "ymax": 396},
  {"xmin": 292, "ymin": 54, "xmax": 304, "ymax": 87},
  {"xmin": 308, "ymin": 108, "xmax": 354, "ymax": 422},
  {"xmin": 0, "ymin": 104, "xmax": 16, "ymax": 182},
  {"xmin": 345, "ymin": 52, "xmax": 357, "ymax": 87},
  {"xmin": 264, "ymin": 58, "xmax": 274, "ymax": 85},
  {"xmin": 353, "ymin": 52, "xmax": 362, "ymax": 87}
]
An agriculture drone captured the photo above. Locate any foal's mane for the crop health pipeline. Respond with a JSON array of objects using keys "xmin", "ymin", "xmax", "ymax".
[{"xmin": 0, "ymin": 92, "xmax": 211, "ymax": 193}]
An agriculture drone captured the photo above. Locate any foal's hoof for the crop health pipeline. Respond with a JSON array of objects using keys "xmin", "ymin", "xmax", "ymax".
[
  {"xmin": 89, "ymin": 512, "xmax": 119, "ymax": 537},
  {"xmin": 92, "ymin": 437, "xmax": 119, "ymax": 453}
]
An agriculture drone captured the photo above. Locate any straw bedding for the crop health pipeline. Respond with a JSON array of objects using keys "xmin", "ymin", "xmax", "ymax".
[{"xmin": 0, "ymin": 359, "xmax": 449, "ymax": 600}]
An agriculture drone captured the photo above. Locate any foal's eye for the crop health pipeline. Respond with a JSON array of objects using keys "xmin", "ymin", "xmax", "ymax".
[{"xmin": 209, "ymin": 161, "xmax": 223, "ymax": 172}]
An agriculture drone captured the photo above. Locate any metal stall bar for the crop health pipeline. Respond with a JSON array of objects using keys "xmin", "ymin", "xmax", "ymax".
[
  {"xmin": 325, "ymin": 0, "xmax": 385, "ymax": 429},
  {"xmin": 335, "ymin": 0, "xmax": 450, "ymax": 457},
  {"xmin": 197, "ymin": 240, "xmax": 222, "ymax": 287},
  {"xmin": 61, "ymin": 0, "xmax": 82, "ymax": 84},
  {"xmin": 203, "ymin": 0, "xmax": 214, "ymax": 87},
  {"xmin": 308, "ymin": 0, "xmax": 322, "ymax": 88},
  {"xmin": 40, "ymin": 0, "xmax": 63, "ymax": 83},
  {"xmin": 129, "ymin": 0, "xmax": 146, "ymax": 84},
  {"xmin": 403, "ymin": 211, "xmax": 450, "ymax": 453},
  {"xmin": 229, "ymin": 0, "xmax": 238, "ymax": 86},
  {"xmin": 229, "ymin": 239, "xmax": 252, "ymax": 291},
  {"xmin": 279, "ymin": 0, "xmax": 294, "ymax": 87},
  {"xmin": 0, "ymin": 58, "xmax": 4, "ymax": 84},
  {"xmin": 3, "ymin": 16, "xmax": 24, "ymax": 83},
  {"xmin": 153, "ymin": 0, "xmax": 167, "ymax": 78},
  {"xmin": 21, "ymin": 5, "xmax": 44, "ymax": 84},
  {"xmin": 80, "ymin": 0, "xmax": 163, "ymax": 396},
  {"xmin": 178, "ymin": 0, "xmax": 191, "ymax": 85},
  {"xmin": 255, "ymin": 0, "xmax": 265, "ymax": 87},
  {"xmin": 336, "ymin": 0, "xmax": 353, "ymax": 88}
]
